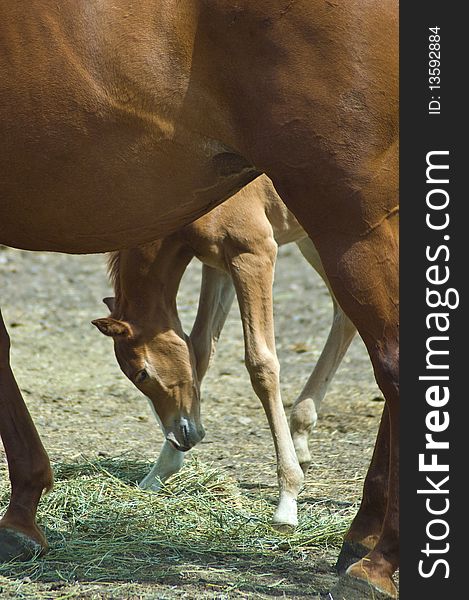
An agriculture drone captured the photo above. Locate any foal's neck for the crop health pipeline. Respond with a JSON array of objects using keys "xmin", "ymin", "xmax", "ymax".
[{"xmin": 110, "ymin": 237, "xmax": 194, "ymax": 330}]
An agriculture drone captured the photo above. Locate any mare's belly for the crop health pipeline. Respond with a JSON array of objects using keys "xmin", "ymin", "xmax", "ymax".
[{"xmin": 0, "ymin": 128, "xmax": 257, "ymax": 254}]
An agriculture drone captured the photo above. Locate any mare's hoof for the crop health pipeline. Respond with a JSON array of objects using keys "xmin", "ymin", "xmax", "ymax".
[
  {"xmin": 0, "ymin": 527, "xmax": 44, "ymax": 562},
  {"xmin": 335, "ymin": 540, "xmax": 371, "ymax": 574},
  {"xmin": 329, "ymin": 572, "xmax": 397, "ymax": 600}
]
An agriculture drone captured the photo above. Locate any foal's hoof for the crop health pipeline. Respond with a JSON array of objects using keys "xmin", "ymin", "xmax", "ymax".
[
  {"xmin": 335, "ymin": 540, "xmax": 371, "ymax": 574},
  {"xmin": 139, "ymin": 475, "xmax": 163, "ymax": 492},
  {"xmin": 272, "ymin": 499, "xmax": 298, "ymax": 533},
  {"xmin": 0, "ymin": 528, "xmax": 44, "ymax": 562},
  {"xmin": 271, "ymin": 521, "xmax": 296, "ymax": 534},
  {"xmin": 329, "ymin": 572, "xmax": 397, "ymax": 600}
]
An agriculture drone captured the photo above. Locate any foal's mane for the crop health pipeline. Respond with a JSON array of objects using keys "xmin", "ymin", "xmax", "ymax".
[{"xmin": 107, "ymin": 251, "xmax": 122, "ymax": 299}]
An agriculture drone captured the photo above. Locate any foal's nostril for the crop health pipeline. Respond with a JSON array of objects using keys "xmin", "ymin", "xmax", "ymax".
[
  {"xmin": 166, "ymin": 431, "xmax": 188, "ymax": 452},
  {"xmin": 181, "ymin": 422, "xmax": 190, "ymax": 446},
  {"xmin": 166, "ymin": 429, "xmax": 192, "ymax": 452}
]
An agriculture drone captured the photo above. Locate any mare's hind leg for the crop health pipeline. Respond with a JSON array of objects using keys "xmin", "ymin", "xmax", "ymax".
[
  {"xmin": 298, "ymin": 215, "xmax": 398, "ymax": 595},
  {"xmin": 226, "ymin": 235, "xmax": 304, "ymax": 530},
  {"xmin": 290, "ymin": 237, "xmax": 356, "ymax": 474},
  {"xmin": 277, "ymin": 153, "xmax": 399, "ymax": 595},
  {"xmin": 190, "ymin": 265, "xmax": 235, "ymax": 382},
  {"xmin": 0, "ymin": 308, "xmax": 53, "ymax": 560},
  {"xmin": 335, "ymin": 403, "xmax": 390, "ymax": 573},
  {"xmin": 311, "ymin": 225, "xmax": 398, "ymax": 597}
]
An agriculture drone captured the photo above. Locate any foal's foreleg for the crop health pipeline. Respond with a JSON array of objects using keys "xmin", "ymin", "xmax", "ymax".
[
  {"xmin": 140, "ymin": 267, "xmax": 234, "ymax": 491},
  {"xmin": 139, "ymin": 440, "xmax": 184, "ymax": 491},
  {"xmin": 0, "ymin": 309, "xmax": 53, "ymax": 561},
  {"xmin": 290, "ymin": 237, "xmax": 356, "ymax": 473},
  {"xmin": 190, "ymin": 265, "xmax": 235, "ymax": 382},
  {"xmin": 228, "ymin": 241, "xmax": 303, "ymax": 530},
  {"xmin": 138, "ymin": 398, "xmax": 185, "ymax": 491},
  {"xmin": 139, "ymin": 267, "xmax": 234, "ymax": 492}
]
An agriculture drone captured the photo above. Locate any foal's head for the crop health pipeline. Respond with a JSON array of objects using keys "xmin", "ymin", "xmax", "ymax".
[{"xmin": 92, "ymin": 243, "xmax": 205, "ymax": 452}]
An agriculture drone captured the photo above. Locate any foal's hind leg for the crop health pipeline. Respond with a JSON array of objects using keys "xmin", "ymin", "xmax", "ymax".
[
  {"xmin": 0, "ymin": 308, "xmax": 53, "ymax": 560},
  {"xmin": 226, "ymin": 236, "xmax": 304, "ymax": 530},
  {"xmin": 290, "ymin": 238, "xmax": 356, "ymax": 474}
]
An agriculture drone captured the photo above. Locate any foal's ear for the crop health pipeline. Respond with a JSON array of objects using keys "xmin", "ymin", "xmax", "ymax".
[
  {"xmin": 91, "ymin": 317, "xmax": 132, "ymax": 338},
  {"xmin": 102, "ymin": 297, "xmax": 116, "ymax": 312}
]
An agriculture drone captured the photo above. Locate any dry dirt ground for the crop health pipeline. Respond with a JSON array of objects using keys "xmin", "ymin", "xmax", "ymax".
[{"xmin": 0, "ymin": 243, "xmax": 388, "ymax": 599}]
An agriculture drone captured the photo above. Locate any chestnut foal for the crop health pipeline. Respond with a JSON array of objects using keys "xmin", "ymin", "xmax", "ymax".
[{"xmin": 93, "ymin": 175, "xmax": 356, "ymax": 530}]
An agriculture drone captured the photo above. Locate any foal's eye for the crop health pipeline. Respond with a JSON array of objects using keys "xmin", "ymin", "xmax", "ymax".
[{"xmin": 135, "ymin": 370, "xmax": 149, "ymax": 384}]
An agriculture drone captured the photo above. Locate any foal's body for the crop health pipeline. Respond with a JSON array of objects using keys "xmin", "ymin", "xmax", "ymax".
[
  {"xmin": 1, "ymin": 2, "xmax": 398, "ymax": 595},
  {"xmin": 94, "ymin": 175, "xmax": 356, "ymax": 529}
]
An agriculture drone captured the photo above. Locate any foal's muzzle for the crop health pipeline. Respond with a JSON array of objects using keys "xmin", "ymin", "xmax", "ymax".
[{"xmin": 166, "ymin": 418, "xmax": 205, "ymax": 452}]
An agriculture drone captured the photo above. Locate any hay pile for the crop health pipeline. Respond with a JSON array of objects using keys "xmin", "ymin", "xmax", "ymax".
[{"xmin": 0, "ymin": 456, "xmax": 354, "ymax": 596}]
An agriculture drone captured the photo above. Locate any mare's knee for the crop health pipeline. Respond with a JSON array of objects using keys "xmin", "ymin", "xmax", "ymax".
[{"xmin": 374, "ymin": 339, "xmax": 399, "ymax": 401}]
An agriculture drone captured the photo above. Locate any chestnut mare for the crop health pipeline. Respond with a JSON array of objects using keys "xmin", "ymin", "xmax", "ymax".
[
  {"xmin": 0, "ymin": 1, "xmax": 398, "ymax": 597},
  {"xmin": 92, "ymin": 174, "xmax": 356, "ymax": 531}
]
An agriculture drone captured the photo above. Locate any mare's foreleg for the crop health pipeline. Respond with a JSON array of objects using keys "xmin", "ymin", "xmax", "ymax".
[{"xmin": 0, "ymin": 308, "xmax": 53, "ymax": 561}]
